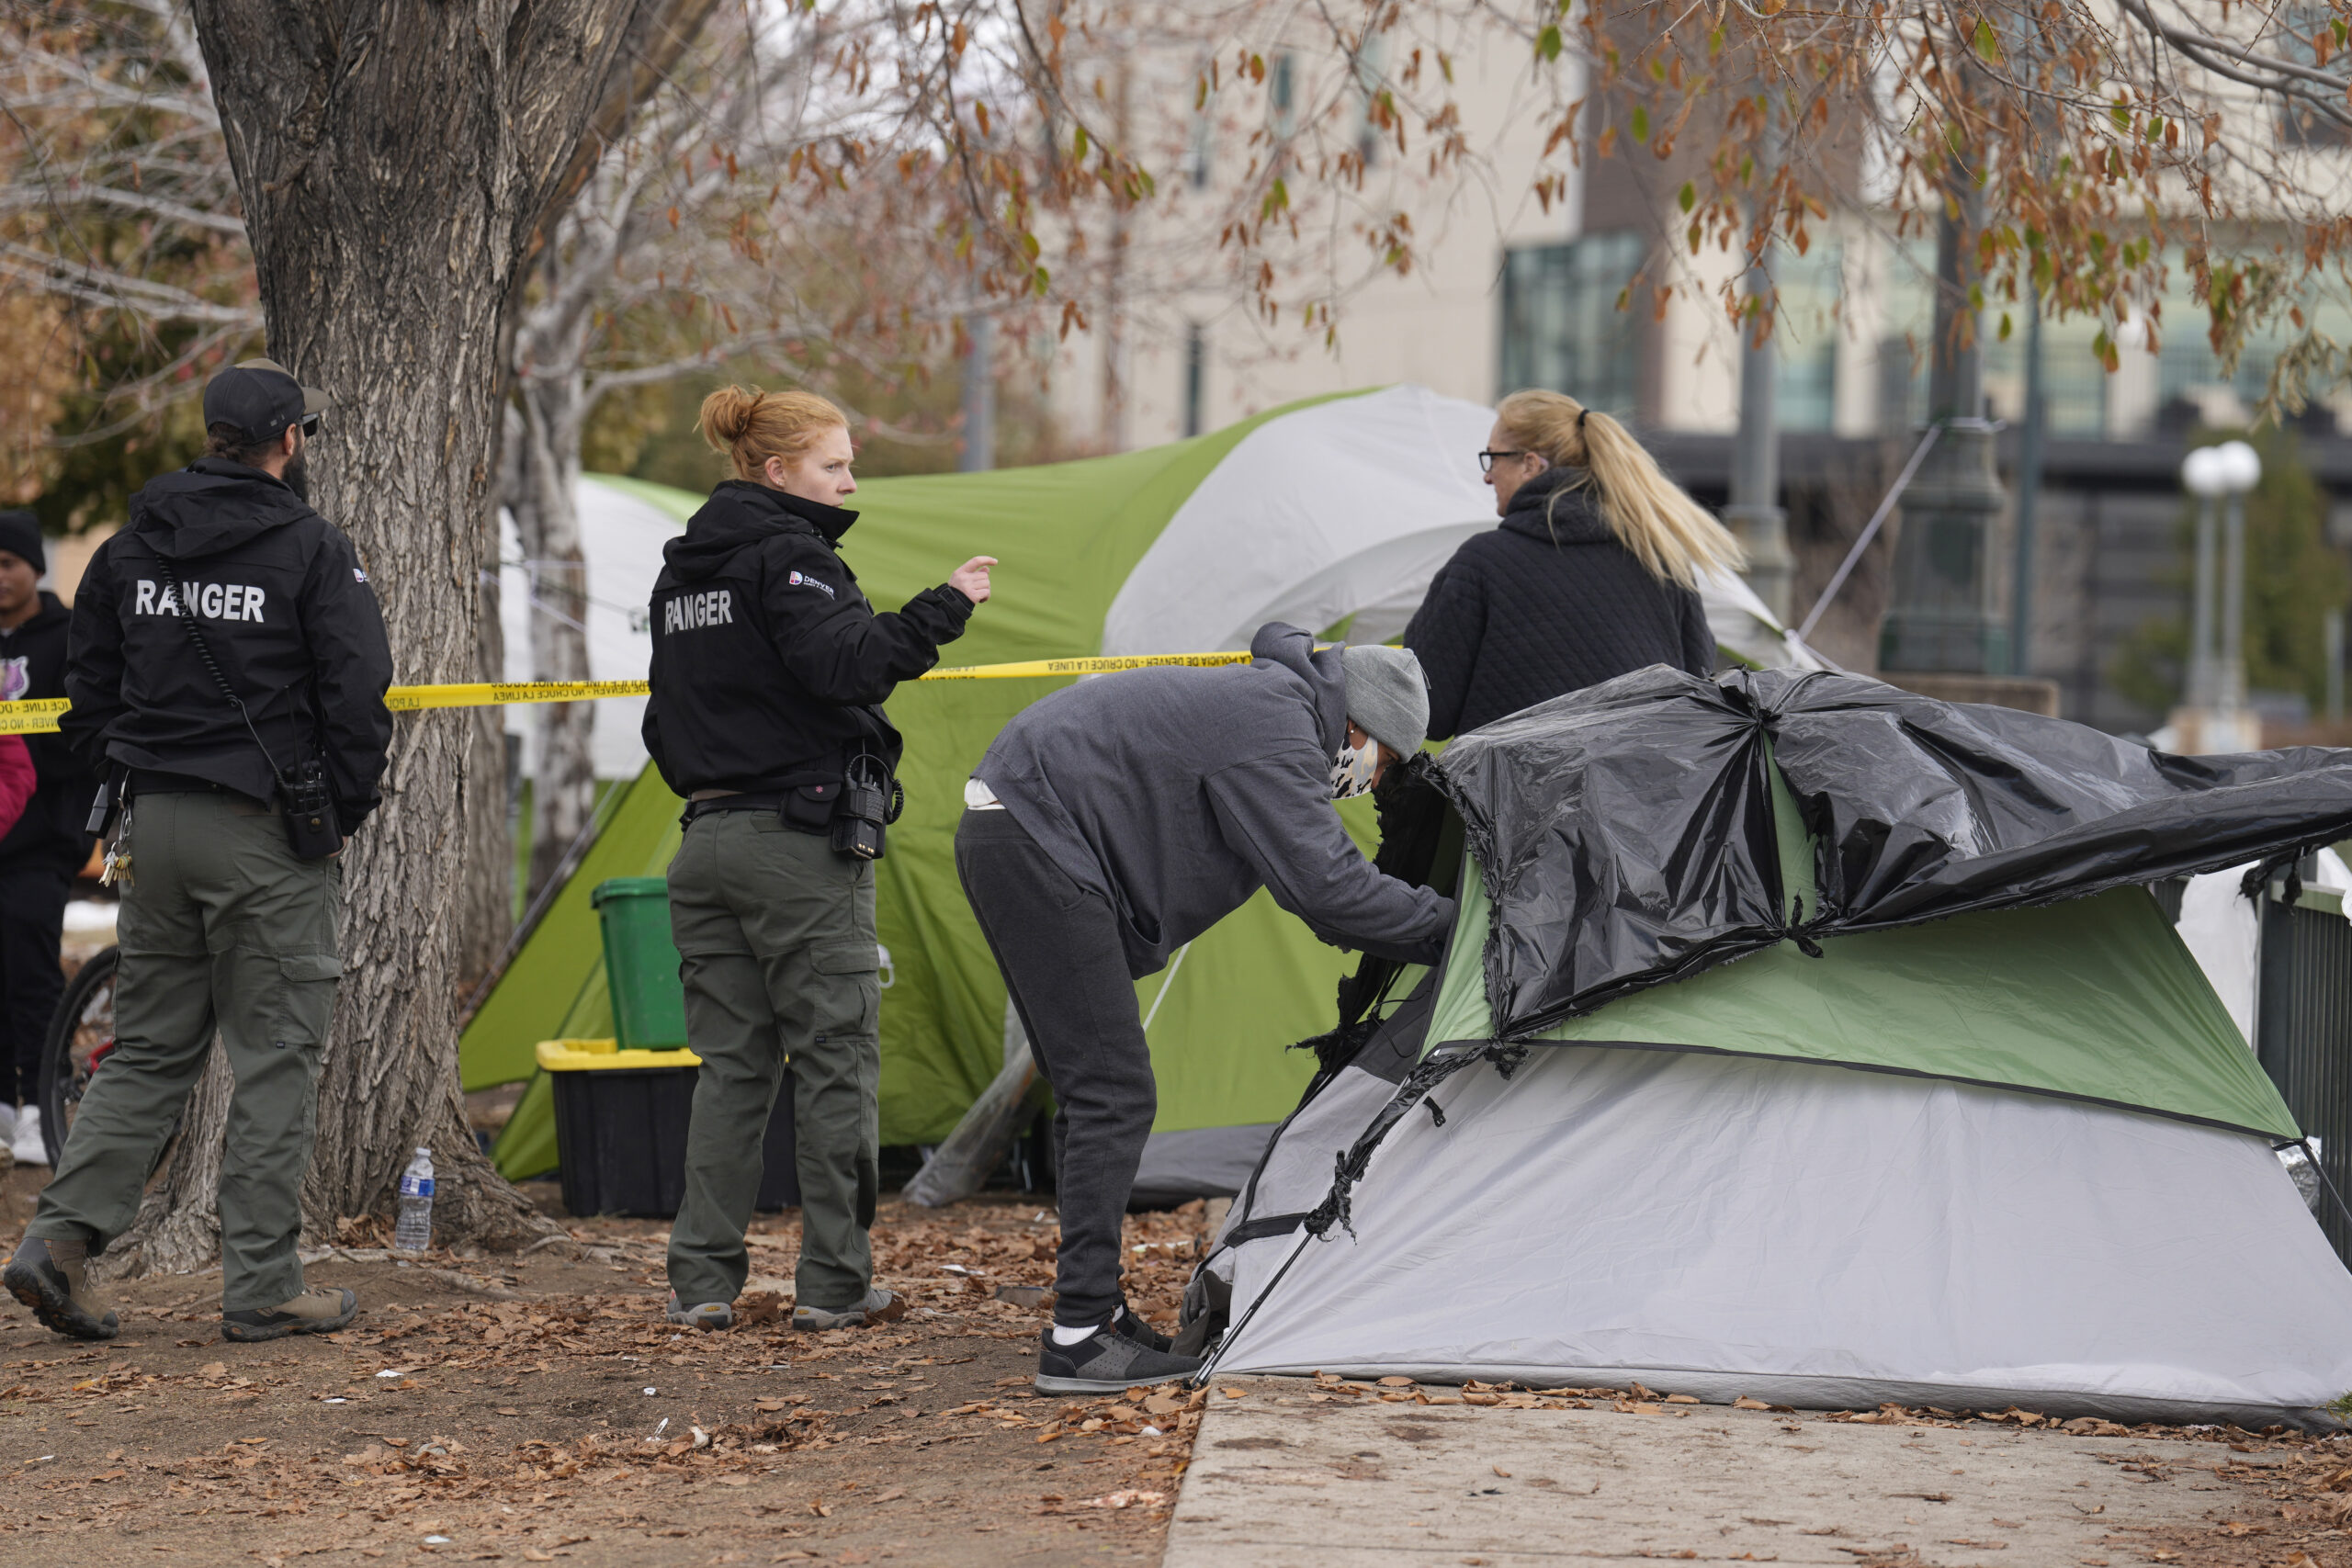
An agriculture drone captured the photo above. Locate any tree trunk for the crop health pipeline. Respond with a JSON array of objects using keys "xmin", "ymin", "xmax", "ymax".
[
  {"xmin": 456, "ymin": 502, "xmax": 514, "ymax": 998},
  {"xmin": 509, "ymin": 350, "xmax": 598, "ymax": 902},
  {"xmin": 105, "ymin": 0, "xmax": 715, "ymax": 1274}
]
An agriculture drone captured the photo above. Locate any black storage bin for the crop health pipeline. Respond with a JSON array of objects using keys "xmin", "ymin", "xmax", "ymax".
[{"xmin": 539, "ymin": 1042, "xmax": 798, "ymax": 1219}]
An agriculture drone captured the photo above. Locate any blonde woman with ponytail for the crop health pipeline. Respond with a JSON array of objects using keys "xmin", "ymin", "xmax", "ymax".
[
  {"xmin": 1403, "ymin": 389, "xmax": 1743, "ymax": 739},
  {"xmin": 643, "ymin": 385, "xmax": 997, "ymax": 1336}
]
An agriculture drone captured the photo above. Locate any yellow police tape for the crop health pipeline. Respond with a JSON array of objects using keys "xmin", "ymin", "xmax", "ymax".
[{"xmin": 0, "ymin": 649, "xmax": 1259, "ymax": 735}]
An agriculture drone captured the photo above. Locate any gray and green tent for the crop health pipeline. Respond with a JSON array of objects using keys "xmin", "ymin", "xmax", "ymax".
[
  {"xmin": 462, "ymin": 386, "xmax": 1818, "ymax": 1190},
  {"xmin": 1190, "ymin": 668, "xmax": 2352, "ymax": 1427}
]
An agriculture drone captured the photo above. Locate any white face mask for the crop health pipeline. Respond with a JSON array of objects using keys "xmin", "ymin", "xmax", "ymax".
[{"xmin": 1330, "ymin": 733, "xmax": 1379, "ymax": 799}]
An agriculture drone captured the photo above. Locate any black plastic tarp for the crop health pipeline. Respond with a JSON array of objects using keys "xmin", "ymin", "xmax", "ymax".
[{"xmin": 1435, "ymin": 665, "xmax": 2352, "ymax": 1040}]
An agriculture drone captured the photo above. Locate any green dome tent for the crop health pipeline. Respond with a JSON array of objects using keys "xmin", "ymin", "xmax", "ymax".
[
  {"xmin": 1187, "ymin": 668, "xmax": 2352, "ymax": 1426},
  {"xmin": 460, "ymin": 385, "xmax": 1819, "ymax": 1195}
]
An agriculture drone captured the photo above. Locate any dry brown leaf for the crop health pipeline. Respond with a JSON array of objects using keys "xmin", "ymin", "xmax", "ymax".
[{"xmin": 1734, "ymin": 1396, "xmax": 1771, "ymax": 1410}]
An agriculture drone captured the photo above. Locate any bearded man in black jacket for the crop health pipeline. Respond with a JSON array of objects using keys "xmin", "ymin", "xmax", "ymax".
[
  {"xmin": 645, "ymin": 385, "xmax": 993, "ymax": 1336},
  {"xmin": 6, "ymin": 359, "xmax": 390, "ymax": 1348},
  {"xmin": 0, "ymin": 510, "xmax": 96, "ymax": 1168}
]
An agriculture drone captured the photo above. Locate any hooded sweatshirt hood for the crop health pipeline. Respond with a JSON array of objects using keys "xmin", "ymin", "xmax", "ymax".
[
  {"xmin": 10, "ymin": 588, "xmax": 71, "ymax": 642},
  {"xmin": 663, "ymin": 480, "xmax": 857, "ymax": 584},
  {"xmin": 129, "ymin": 457, "xmax": 315, "ymax": 561},
  {"xmin": 1249, "ymin": 620, "xmax": 1349, "ymax": 757},
  {"xmin": 1498, "ymin": 467, "xmax": 1614, "ymax": 548}
]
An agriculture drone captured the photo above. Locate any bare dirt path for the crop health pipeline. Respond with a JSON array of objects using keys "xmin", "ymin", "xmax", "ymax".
[
  {"xmin": 1165, "ymin": 1378, "xmax": 2352, "ymax": 1568},
  {"xmin": 0, "ymin": 1174, "xmax": 1204, "ymax": 1566}
]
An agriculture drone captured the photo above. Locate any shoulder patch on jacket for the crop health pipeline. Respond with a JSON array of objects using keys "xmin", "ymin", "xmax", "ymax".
[{"xmin": 786, "ymin": 570, "xmax": 836, "ymax": 600}]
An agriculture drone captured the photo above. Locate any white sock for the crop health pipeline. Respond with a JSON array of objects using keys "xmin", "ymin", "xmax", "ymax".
[{"xmin": 1051, "ymin": 1320, "xmax": 1106, "ymax": 1347}]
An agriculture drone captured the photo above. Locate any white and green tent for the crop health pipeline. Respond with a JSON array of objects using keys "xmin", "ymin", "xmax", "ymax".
[
  {"xmin": 462, "ymin": 385, "xmax": 1817, "ymax": 1191},
  {"xmin": 1186, "ymin": 669, "xmax": 2352, "ymax": 1426}
]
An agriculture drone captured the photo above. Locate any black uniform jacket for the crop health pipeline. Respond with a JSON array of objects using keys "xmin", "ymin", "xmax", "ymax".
[
  {"xmin": 1403, "ymin": 468, "xmax": 1716, "ymax": 739},
  {"xmin": 0, "ymin": 590, "xmax": 97, "ymax": 873},
  {"xmin": 63, "ymin": 458, "xmax": 395, "ymax": 832},
  {"xmin": 641, "ymin": 481, "xmax": 973, "ymax": 797}
]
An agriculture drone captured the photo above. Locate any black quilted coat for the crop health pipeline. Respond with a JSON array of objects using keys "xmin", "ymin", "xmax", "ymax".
[{"xmin": 1402, "ymin": 468, "xmax": 1716, "ymax": 740}]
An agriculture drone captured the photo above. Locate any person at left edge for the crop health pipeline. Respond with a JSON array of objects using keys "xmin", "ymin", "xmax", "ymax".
[
  {"xmin": 646, "ymin": 385, "xmax": 993, "ymax": 1336},
  {"xmin": 4, "ymin": 357, "xmax": 392, "ymax": 1348},
  {"xmin": 0, "ymin": 509, "xmax": 97, "ymax": 1169}
]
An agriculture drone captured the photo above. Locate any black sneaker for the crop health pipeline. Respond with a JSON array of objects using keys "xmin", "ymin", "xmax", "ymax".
[
  {"xmin": 4, "ymin": 1235, "xmax": 118, "ymax": 1341},
  {"xmin": 1035, "ymin": 1322, "xmax": 1202, "ymax": 1394},
  {"xmin": 1112, "ymin": 1303, "xmax": 1172, "ymax": 1352},
  {"xmin": 223, "ymin": 1286, "xmax": 357, "ymax": 1342}
]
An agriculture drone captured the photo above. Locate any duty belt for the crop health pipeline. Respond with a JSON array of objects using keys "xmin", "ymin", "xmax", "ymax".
[
  {"xmin": 129, "ymin": 768, "xmax": 259, "ymax": 801},
  {"xmin": 681, "ymin": 791, "xmax": 826, "ymax": 830}
]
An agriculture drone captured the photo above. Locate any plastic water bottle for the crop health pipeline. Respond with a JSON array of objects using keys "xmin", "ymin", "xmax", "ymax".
[{"xmin": 394, "ymin": 1146, "xmax": 435, "ymax": 1252}]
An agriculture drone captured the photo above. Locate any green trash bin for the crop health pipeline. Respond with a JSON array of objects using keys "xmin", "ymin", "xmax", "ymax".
[{"xmin": 591, "ymin": 876, "xmax": 688, "ymax": 1048}]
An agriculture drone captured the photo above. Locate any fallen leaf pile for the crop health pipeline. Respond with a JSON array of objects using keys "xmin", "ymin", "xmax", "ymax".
[{"xmin": 0, "ymin": 1198, "xmax": 1216, "ymax": 1561}]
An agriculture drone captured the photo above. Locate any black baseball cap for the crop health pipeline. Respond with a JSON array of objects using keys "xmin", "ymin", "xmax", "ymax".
[{"xmin": 202, "ymin": 356, "xmax": 329, "ymax": 445}]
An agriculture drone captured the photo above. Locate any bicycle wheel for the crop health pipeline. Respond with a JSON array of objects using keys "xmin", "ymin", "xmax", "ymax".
[{"xmin": 39, "ymin": 944, "xmax": 119, "ymax": 1168}]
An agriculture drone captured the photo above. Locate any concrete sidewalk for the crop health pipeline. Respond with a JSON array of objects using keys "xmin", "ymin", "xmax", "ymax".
[{"xmin": 1166, "ymin": 1384, "xmax": 2272, "ymax": 1566}]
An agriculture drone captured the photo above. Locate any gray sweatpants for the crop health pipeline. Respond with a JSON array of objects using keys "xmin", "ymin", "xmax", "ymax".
[{"xmin": 954, "ymin": 807, "xmax": 1155, "ymax": 1328}]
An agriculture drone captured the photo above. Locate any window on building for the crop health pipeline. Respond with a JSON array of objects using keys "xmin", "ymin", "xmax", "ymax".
[
  {"xmin": 1269, "ymin": 52, "xmax": 1296, "ymax": 139},
  {"xmin": 1498, "ymin": 231, "xmax": 1647, "ymax": 417},
  {"xmin": 1351, "ymin": 36, "xmax": 1388, "ymax": 170},
  {"xmin": 1182, "ymin": 321, "xmax": 1206, "ymax": 438},
  {"xmin": 2278, "ymin": 6, "xmax": 2352, "ymax": 147},
  {"xmin": 1772, "ymin": 243, "xmax": 1842, "ymax": 432},
  {"xmin": 1182, "ymin": 54, "xmax": 1215, "ymax": 189},
  {"xmin": 2151, "ymin": 243, "xmax": 2352, "ymax": 425},
  {"xmin": 1877, "ymin": 240, "xmax": 2110, "ymax": 437}
]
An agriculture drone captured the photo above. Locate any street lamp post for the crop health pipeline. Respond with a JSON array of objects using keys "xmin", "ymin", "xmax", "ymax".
[
  {"xmin": 2182, "ymin": 446, "xmax": 2222, "ymax": 708},
  {"xmin": 2177, "ymin": 440, "xmax": 2262, "ymax": 752},
  {"xmin": 1880, "ymin": 170, "xmax": 2006, "ymax": 674},
  {"xmin": 2217, "ymin": 440, "xmax": 2262, "ymax": 722}
]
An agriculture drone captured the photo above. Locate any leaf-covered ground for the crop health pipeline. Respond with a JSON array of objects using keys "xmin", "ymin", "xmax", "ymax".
[
  {"xmin": 6, "ymin": 1160, "xmax": 2346, "ymax": 1567},
  {"xmin": 0, "ymin": 1174, "xmax": 1211, "ymax": 1565}
]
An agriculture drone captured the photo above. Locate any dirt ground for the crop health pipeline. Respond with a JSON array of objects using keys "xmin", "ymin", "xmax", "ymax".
[
  {"xmin": 0, "ymin": 1164, "xmax": 1207, "ymax": 1566},
  {"xmin": 5, "ymin": 1156, "xmax": 2348, "ymax": 1568}
]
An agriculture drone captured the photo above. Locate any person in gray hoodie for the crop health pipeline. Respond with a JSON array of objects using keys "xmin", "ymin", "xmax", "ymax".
[{"xmin": 956, "ymin": 622, "xmax": 1454, "ymax": 1392}]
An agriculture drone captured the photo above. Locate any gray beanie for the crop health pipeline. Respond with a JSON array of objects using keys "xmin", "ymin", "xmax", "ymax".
[{"xmin": 1340, "ymin": 644, "xmax": 1430, "ymax": 758}]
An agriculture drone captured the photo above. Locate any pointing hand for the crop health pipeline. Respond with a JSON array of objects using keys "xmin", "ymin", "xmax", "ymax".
[{"xmin": 950, "ymin": 556, "xmax": 997, "ymax": 606}]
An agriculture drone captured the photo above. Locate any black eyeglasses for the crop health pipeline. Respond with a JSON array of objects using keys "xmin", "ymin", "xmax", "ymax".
[{"xmin": 1476, "ymin": 449, "xmax": 1527, "ymax": 475}]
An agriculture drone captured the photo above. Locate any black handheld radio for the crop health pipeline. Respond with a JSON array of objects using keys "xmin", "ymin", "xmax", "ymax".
[{"xmin": 831, "ymin": 750, "xmax": 905, "ymax": 862}]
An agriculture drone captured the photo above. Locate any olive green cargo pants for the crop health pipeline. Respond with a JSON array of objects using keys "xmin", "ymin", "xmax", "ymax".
[
  {"xmin": 664, "ymin": 810, "xmax": 880, "ymax": 1312},
  {"xmin": 31, "ymin": 790, "xmax": 341, "ymax": 1313}
]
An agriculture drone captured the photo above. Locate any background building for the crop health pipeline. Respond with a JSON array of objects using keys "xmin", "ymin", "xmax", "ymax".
[{"xmin": 1037, "ymin": 27, "xmax": 2352, "ymax": 738}]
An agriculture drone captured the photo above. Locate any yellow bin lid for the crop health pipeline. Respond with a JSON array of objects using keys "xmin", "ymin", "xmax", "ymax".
[{"xmin": 535, "ymin": 1038, "xmax": 705, "ymax": 1071}]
